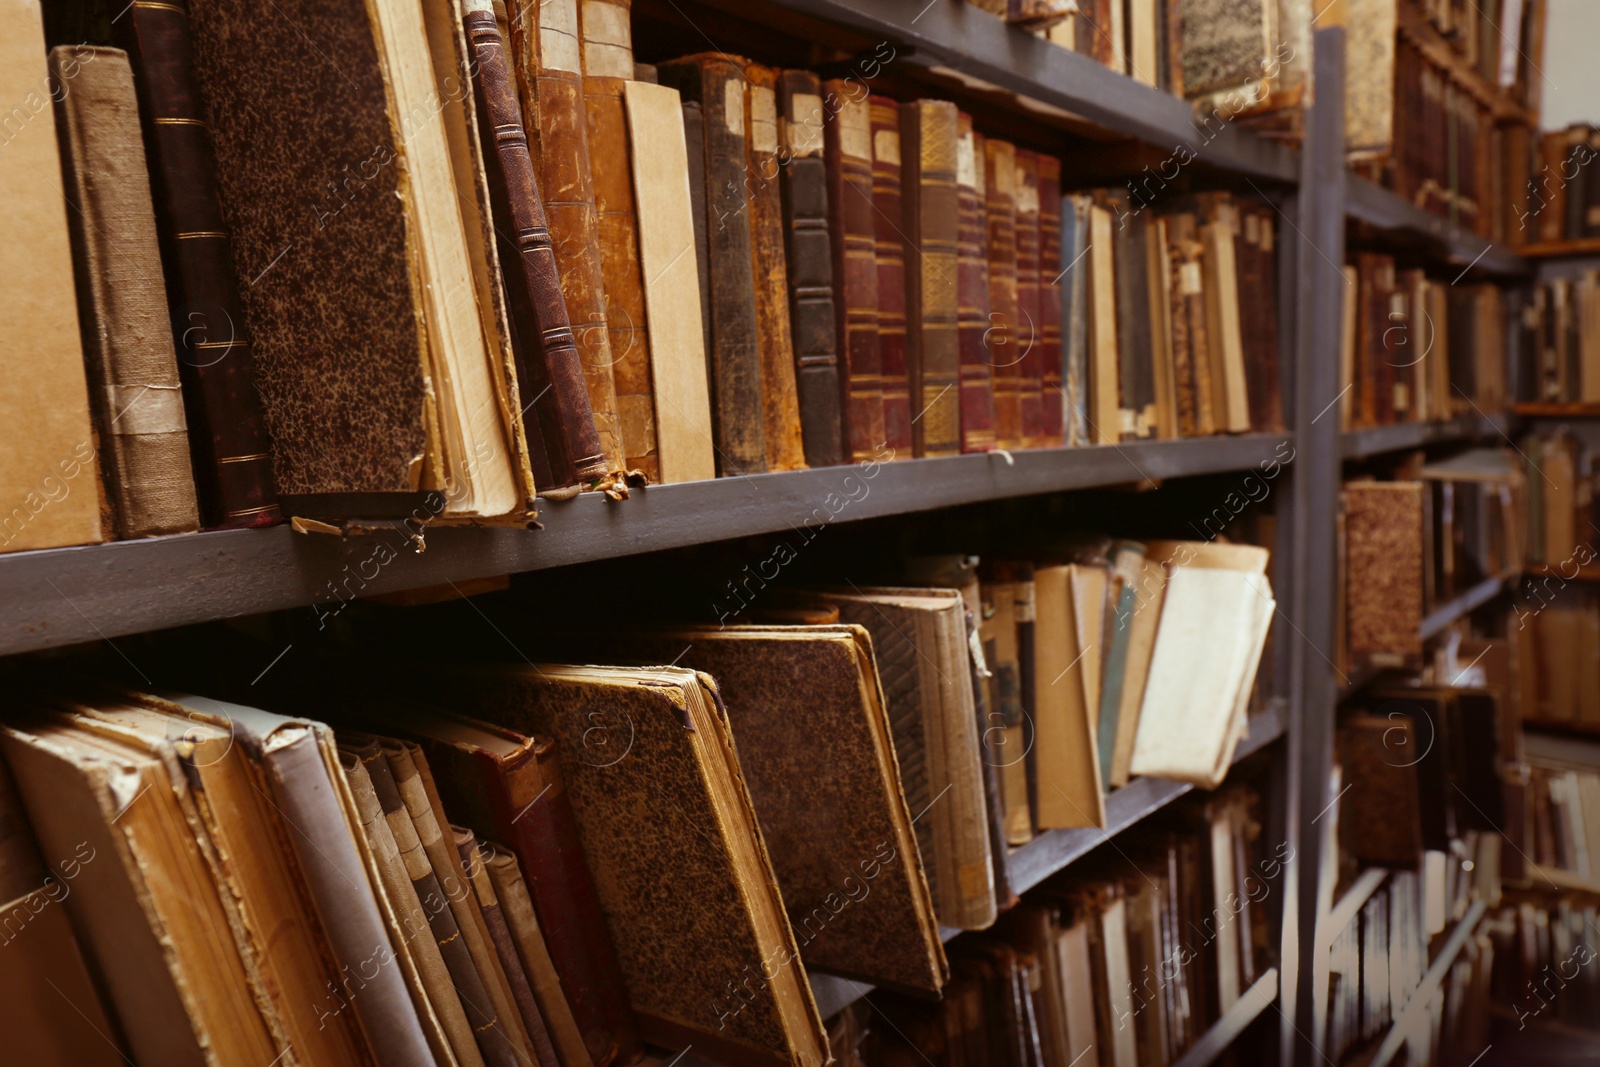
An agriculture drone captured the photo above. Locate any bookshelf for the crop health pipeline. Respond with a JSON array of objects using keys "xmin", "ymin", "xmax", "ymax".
[
  {"xmin": 1341, "ymin": 413, "xmax": 1515, "ymax": 460},
  {"xmin": 1513, "ymin": 401, "xmax": 1600, "ymax": 417},
  {"xmin": 1518, "ymin": 237, "xmax": 1600, "ymax": 259},
  {"xmin": 1418, "ymin": 573, "xmax": 1515, "ymax": 640},
  {"xmin": 1364, "ymin": 900, "xmax": 1490, "ymax": 1067},
  {"xmin": 1170, "ymin": 968, "xmax": 1282, "ymax": 1067},
  {"xmin": 1346, "ymin": 176, "xmax": 1530, "ymax": 277}
]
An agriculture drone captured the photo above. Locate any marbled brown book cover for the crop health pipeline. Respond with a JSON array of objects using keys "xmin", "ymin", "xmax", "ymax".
[
  {"xmin": 1337, "ymin": 714, "xmax": 1426, "ymax": 867},
  {"xmin": 1344, "ymin": 481, "xmax": 1426, "ymax": 666}
]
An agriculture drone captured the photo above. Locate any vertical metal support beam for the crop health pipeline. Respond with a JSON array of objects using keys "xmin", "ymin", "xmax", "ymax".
[{"xmin": 1282, "ymin": 25, "xmax": 1347, "ymax": 1065}]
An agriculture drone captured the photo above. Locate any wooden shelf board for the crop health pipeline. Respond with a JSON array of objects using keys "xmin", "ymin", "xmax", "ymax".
[
  {"xmin": 0, "ymin": 434, "xmax": 1291, "ymax": 658},
  {"xmin": 1340, "ymin": 413, "xmax": 1513, "ymax": 460},
  {"xmin": 1346, "ymin": 177, "xmax": 1529, "ymax": 276},
  {"xmin": 1514, "ymin": 401, "xmax": 1600, "ymax": 418},
  {"xmin": 1516, "ymin": 237, "xmax": 1600, "ymax": 259},
  {"xmin": 1522, "ymin": 717, "xmax": 1600, "ymax": 739},
  {"xmin": 1418, "ymin": 573, "xmax": 1511, "ymax": 641}
]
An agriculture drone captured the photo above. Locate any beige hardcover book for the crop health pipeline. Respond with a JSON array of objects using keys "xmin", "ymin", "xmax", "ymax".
[
  {"xmin": 1099, "ymin": 892, "xmax": 1138, "ymax": 1067},
  {"xmin": 1070, "ymin": 564, "xmax": 1108, "ymax": 725},
  {"xmin": 1088, "ymin": 204, "xmax": 1120, "ymax": 444},
  {"xmin": 1201, "ymin": 205, "xmax": 1250, "ymax": 433},
  {"xmin": 1127, "ymin": 0, "xmax": 1160, "ymax": 86},
  {"xmin": 623, "ymin": 80, "xmax": 717, "ymax": 484},
  {"xmin": 1129, "ymin": 566, "xmax": 1274, "ymax": 787},
  {"xmin": 1147, "ymin": 212, "xmax": 1178, "ymax": 439},
  {"xmin": 1110, "ymin": 559, "xmax": 1169, "ymax": 788},
  {"xmin": 1208, "ymin": 796, "xmax": 1242, "ymax": 1010},
  {"xmin": 0, "ymin": 885, "xmax": 125, "ymax": 1066},
  {"xmin": 1034, "ymin": 565, "xmax": 1107, "ymax": 829},
  {"xmin": 1055, "ymin": 917, "xmax": 1100, "ymax": 1067},
  {"xmin": 0, "ymin": 14, "xmax": 102, "ymax": 554}
]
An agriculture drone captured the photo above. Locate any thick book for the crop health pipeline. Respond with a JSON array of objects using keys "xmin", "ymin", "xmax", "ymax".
[
  {"xmin": 1200, "ymin": 195, "xmax": 1251, "ymax": 433},
  {"xmin": 777, "ymin": 72, "xmax": 845, "ymax": 468},
  {"xmin": 1087, "ymin": 203, "xmax": 1120, "ymax": 444},
  {"xmin": 1013, "ymin": 150, "xmax": 1047, "ymax": 446},
  {"xmin": 822, "ymin": 85, "xmax": 886, "ymax": 461},
  {"xmin": 1096, "ymin": 543, "xmax": 1147, "ymax": 785},
  {"xmin": 1161, "ymin": 212, "xmax": 1215, "ymax": 436},
  {"xmin": 1037, "ymin": 156, "xmax": 1065, "ymax": 447},
  {"xmin": 985, "ymin": 139, "xmax": 1024, "ymax": 448},
  {"xmin": 465, "ymin": 2, "xmax": 607, "ymax": 488},
  {"xmin": 1104, "ymin": 189, "xmax": 1155, "ymax": 439},
  {"xmin": 746, "ymin": 63, "xmax": 808, "ymax": 473},
  {"xmin": 900, "ymin": 100, "xmax": 963, "ymax": 458},
  {"xmin": 581, "ymin": 0, "xmax": 657, "ymax": 481},
  {"xmin": 1344, "ymin": 481, "xmax": 1426, "ymax": 668},
  {"xmin": 981, "ymin": 573, "xmax": 1035, "ymax": 848},
  {"xmin": 622, "ymin": 81, "xmax": 717, "ymax": 484},
  {"xmin": 659, "ymin": 54, "xmax": 771, "ymax": 475},
  {"xmin": 0, "ymin": 21, "xmax": 103, "ymax": 555},
  {"xmin": 1239, "ymin": 203, "xmax": 1284, "ymax": 431},
  {"xmin": 51, "ymin": 46, "xmax": 200, "ymax": 540},
  {"xmin": 870, "ymin": 96, "xmax": 914, "ymax": 454},
  {"xmin": 522, "ymin": 0, "xmax": 626, "ymax": 475},
  {"xmin": 955, "ymin": 117, "xmax": 998, "ymax": 453},
  {"xmin": 111, "ymin": 0, "xmax": 281, "ymax": 529},
  {"xmin": 444, "ymin": 664, "xmax": 830, "ymax": 1066},
  {"xmin": 0, "ymin": 884, "xmax": 124, "ymax": 1066},
  {"xmin": 1032, "ymin": 565, "xmax": 1107, "ymax": 830},
  {"xmin": 184, "ymin": 0, "xmax": 529, "ymax": 518}
]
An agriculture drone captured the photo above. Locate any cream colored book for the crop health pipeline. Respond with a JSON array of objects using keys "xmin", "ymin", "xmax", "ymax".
[{"xmin": 623, "ymin": 80, "xmax": 717, "ymax": 483}]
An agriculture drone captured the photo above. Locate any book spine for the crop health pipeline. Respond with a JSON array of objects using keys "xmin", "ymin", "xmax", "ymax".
[
  {"xmin": 777, "ymin": 71, "xmax": 845, "ymax": 468},
  {"xmin": 870, "ymin": 96, "xmax": 913, "ymax": 454},
  {"xmin": 580, "ymin": 0, "xmax": 657, "ymax": 482},
  {"xmin": 658, "ymin": 54, "xmax": 769, "ymax": 475},
  {"xmin": 955, "ymin": 120, "xmax": 997, "ymax": 454},
  {"xmin": 1013, "ymin": 150, "xmax": 1046, "ymax": 447},
  {"xmin": 900, "ymin": 101, "xmax": 962, "ymax": 459},
  {"xmin": 681, "ymin": 101, "xmax": 716, "ymax": 370},
  {"xmin": 51, "ymin": 47, "xmax": 200, "ymax": 540},
  {"xmin": 114, "ymin": 2, "xmax": 282, "ymax": 528},
  {"xmin": 1064, "ymin": 196, "xmax": 1091, "ymax": 446},
  {"xmin": 1162, "ymin": 218, "xmax": 1198, "ymax": 438},
  {"xmin": 1037, "ymin": 156, "xmax": 1065, "ymax": 447},
  {"xmin": 466, "ymin": 8, "xmax": 607, "ymax": 486},
  {"xmin": 745, "ymin": 63, "xmax": 808, "ymax": 472},
  {"xmin": 985, "ymin": 139, "xmax": 1024, "ymax": 449},
  {"xmin": 530, "ymin": 0, "xmax": 626, "ymax": 473},
  {"xmin": 823, "ymin": 86, "xmax": 887, "ymax": 461}
]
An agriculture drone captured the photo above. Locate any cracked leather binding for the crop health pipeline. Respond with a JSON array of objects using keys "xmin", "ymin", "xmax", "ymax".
[
  {"xmin": 112, "ymin": 0, "xmax": 281, "ymax": 530},
  {"xmin": 465, "ymin": 3, "xmax": 606, "ymax": 487},
  {"xmin": 955, "ymin": 119, "xmax": 997, "ymax": 454},
  {"xmin": 900, "ymin": 100, "xmax": 963, "ymax": 459},
  {"xmin": 746, "ymin": 63, "xmax": 808, "ymax": 473},
  {"xmin": 581, "ymin": 0, "xmax": 657, "ymax": 482},
  {"xmin": 985, "ymin": 139, "xmax": 1024, "ymax": 449},
  {"xmin": 50, "ymin": 46, "xmax": 200, "ymax": 540},
  {"xmin": 659, "ymin": 53, "xmax": 771, "ymax": 475},
  {"xmin": 823, "ymin": 85, "xmax": 887, "ymax": 462},
  {"xmin": 869, "ymin": 96, "xmax": 913, "ymax": 454},
  {"xmin": 777, "ymin": 70, "xmax": 845, "ymax": 468},
  {"xmin": 1013, "ymin": 149, "xmax": 1046, "ymax": 447},
  {"xmin": 1037, "ymin": 156, "xmax": 1066, "ymax": 447}
]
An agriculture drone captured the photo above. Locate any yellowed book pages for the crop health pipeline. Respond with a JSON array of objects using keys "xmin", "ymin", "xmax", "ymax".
[
  {"xmin": 1209, "ymin": 798, "xmax": 1242, "ymax": 1009},
  {"xmin": 1089, "ymin": 205, "xmax": 1121, "ymax": 444},
  {"xmin": 0, "ymin": 4, "xmax": 102, "ymax": 553},
  {"xmin": 1128, "ymin": 0, "xmax": 1160, "ymax": 86},
  {"xmin": 1033, "ymin": 566, "xmax": 1106, "ymax": 829},
  {"xmin": 1145, "ymin": 539, "xmax": 1270, "ymax": 574},
  {"xmin": 1100, "ymin": 893, "xmax": 1138, "ymax": 1067},
  {"xmin": 623, "ymin": 80, "xmax": 717, "ymax": 483},
  {"xmin": 1055, "ymin": 919, "xmax": 1101, "ymax": 1066},
  {"xmin": 1110, "ymin": 559, "xmax": 1168, "ymax": 788}
]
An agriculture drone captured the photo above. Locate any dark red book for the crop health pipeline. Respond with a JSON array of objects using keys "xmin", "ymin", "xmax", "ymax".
[{"xmin": 870, "ymin": 95, "xmax": 913, "ymax": 453}]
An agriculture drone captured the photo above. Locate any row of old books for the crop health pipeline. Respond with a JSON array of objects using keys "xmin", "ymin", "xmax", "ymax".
[
  {"xmin": 1487, "ymin": 897, "xmax": 1600, "ymax": 1034},
  {"xmin": 1514, "ymin": 273, "xmax": 1600, "ymax": 404},
  {"xmin": 1523, "ymin": 125, "xmax": 1600, "ymax": 246},
  {"xmin": 1346, "ymin": 0, "xmax": 1547, "ymax": 244},
  {"xmin": 860, "ymin": 784, "xmax": 1275, "ymax": 1067},
  {"xmin": 1525, "ymin": 756, "xmax": 1600, "ymax": 883},
  {"xmin": 1338, "ymin": 254, "xmax": 1508, "ymax": 431},
  {"xmin": 1341, "ymin": 456, "xmax": 1526, "ymax": 671}
]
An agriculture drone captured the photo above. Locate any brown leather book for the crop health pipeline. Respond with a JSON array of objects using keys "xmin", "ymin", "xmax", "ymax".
[
  {"xmin": 746, "ymin": 63, "xmax": 808, "ymax": 472},
  {"xmin": 445, "ymin": 665, "xmax": 830, "ymax": 1066},
  {"xmin": 955, "ymin": 119, "xmax": 997, "ymax": 454},
  {"xmin": 900, "ymin": 100, "xmax": 963, "ymax": 458},
  {"xmin": 985, "ymin": 139, "xmax": 1024, "ymax": 449},
  {"xmin": 1239, "ymin": 204, "xmax": 1284, "ymax": 431},
  {"xmin": 1161, "ymin": 213, "xmax": 1212, "ymax": 436},
  {"xmin": 50, "ymin": 46, "xmax": 200, "ymax": 540},
  {"xmin": 1337, "ymin": 714, "xmax": 1427, "ymax": 867},
  {"xmin": 465, "ymin": 3, "xmax": 607, "ymax": 487},
  {"xmin": 682, "ymin": 100, "xmax": 716, "ymax": 374},
  {"xmin": 777, "ymin": 71, "xmax": 845, "ymax": 468},
  {"xmin": 455, "ymin": 829, "xmax": 566, "ymax": 1067},
  {"xmin": 823, "ymin": 85, "xmax": 886, "ymax": 461},
  {"xmin": 603, "ymin": 627, "xmax": 947, "ymax": 993},
  {"xmin": 581, "ymin": 0, "xmax": 657, "ymax": 481},
  {"xmin": 1037, "ymin": 156, "xmax": 1065, "ymax": 447},
  {"xmin": 870, "ymin": 96, "xmax": 914, "ymax": 454},
  {"xmin": 1013, "ymin": 150, "xmax": 1046, "ymax": 447},
  {"xmin": 522, "ymin": 0, "xmax": 626, "ymax": 474},
  {"xmin": 184, "ymin": 0, "xmax": 525, "ymax": 518},
  {"xmin": 341, "ymin": 738, "xmax": 483, "ymax": 1067},
  {"xmin": 658, "ymin": 53, "xmax": 770, "ymax": 475},
  {"xmin": 1104, "ymin": 189, "xmax": 1155, "ymax": 439},
  {"xmin": 1344, "ymin": 481, "xmax": 1426, "ymax": 669},
  {"xmin": 111, "ymin": 1, "xmax": 281, "ymax": 529}
]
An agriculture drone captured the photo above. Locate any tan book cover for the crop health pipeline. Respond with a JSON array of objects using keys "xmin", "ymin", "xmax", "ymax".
[
  {"xmin": 0, "ymin": 886, "xmax": 125, "ymax": 1066},
  {"xmin": 1088, "ymin": 204, "xmax": 1120, "ymax": 444},
  {"xmin": 1033, "ymin": 565, "xmax": 1107, "ymax": 829}
]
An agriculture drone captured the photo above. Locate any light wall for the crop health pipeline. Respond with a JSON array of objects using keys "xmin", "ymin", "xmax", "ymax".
[{"xmin": 1540, "ymin": 0, "xmax": 1600, "ymax": 130}]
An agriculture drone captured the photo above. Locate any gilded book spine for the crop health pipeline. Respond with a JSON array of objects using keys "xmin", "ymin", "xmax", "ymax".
[
  {"xmin": 1013, "ymin": 149, "xmax": 1046, "ymax": 447},
  {"xmin": 900, "ymin": 100, "xmax": 962, "ymax": 458},
  {"xmin": 955, "ymin": 118, "xmax": 997, "ymax": 454},
  {"xmin": 1037, "ymin": 155, "xmax": 1065, "ymax": 447},
  {"xmin": 870, "ymin": 96, "xmax": 913, "ymax": 454},
  {"xmin": 984, "ymin": 139, "xmax": 1023, "ymax": 449}
]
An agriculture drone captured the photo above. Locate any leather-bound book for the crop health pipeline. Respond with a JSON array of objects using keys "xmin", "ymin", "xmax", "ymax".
[
  {"xmin": 683, "ymin": 101, "xmax": 716, "ymax": 373},
  {"xmin": 1062, "ymin": 194, "xmax": 1092, "ymax": 447},
  {"xmin": 1037, "ymin": 156, "xmax": 1065, "ymax": 447},
  {"xmin": 1145, "ymin": 201, "xmax": 1178, "ymax": 441},
  {"xmin": 746, "ymin": 63, "xmax": 808, "ymax": 472},
  {"xmin": 955, "ymin": 118, "xmax": 997, "ymax": 453},
  {"xmin": 1240, "ymin": 204, "xmax": 1284, "ymax": 431},
  {"xmin": 465, "ymin": 2, "xmax": 607, "ymax": 488},
  {"xmin": 111, "ymin": 0, "xmax": 280, "ymax": 529},
  {"xmin": 581, "ymin": 0, "xmax": 657, "ymax": 481},
  {"xmin": 659, "ymin": 54, "xmax": 770, "ymax": 475},
  {"xmin": 870, "ymin": 96, "xmax": 914, "ymax": 454},
  {"xmin": 1337, "ymin": 714, "xmax": 1427, "ymax": 867},
  {"xmin": 1103, "ymin": 190, "xmax": 1155, "ymax": 439},
  {"xmin": 622, "ymin": 81, "xmax": 718, "ymax": 484},
  {"xmin": 1199, "ymin": 195, "xmax": 1250, "ymax": 432},
  {"xmin": 777, "ymin": 71, "xmax": 845, "ymax": 468},
  {"xmin": 1013, "ymin": 150, "xmax": 1046, "ymax": 447},
  {"xmin": 985, "ymin": 139, "xmax": 1024, "ymax": 449},
  {"xmin": 522, "ymin": 0, "xmax": 626, "ymax": 474},
  {"xmin": 374, "ymin": 705, "xmax": 638, "ymax": 1067},
  {"xmin": 1344, "ymin": 481, "xmax": 1426, "ymax": 669},
  {"xmin": 50, "ymin": 47, "xmax": 200, "ymax": 540},
  {"xmin": 183, "ymin": 0, "xmax": 527, "ymax": 518},
  {"xmin": 900, "ymin": 100, "xmax": 963, "ymax": 458},
  {"xmin": 1161, "ymin": 212, "xmax": 1213, "ymax": 436},
  {"xmin": 444, "ymin": 665, "xmax": 830, "ymax": 1066},
  {"xmin": 823, "ymin": 86, "xmax": 886, "ymax": 461}
]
